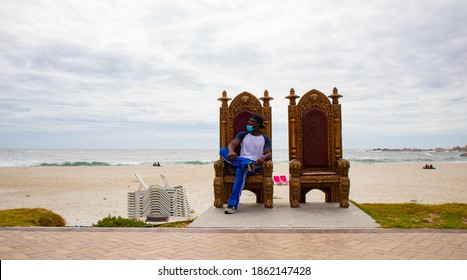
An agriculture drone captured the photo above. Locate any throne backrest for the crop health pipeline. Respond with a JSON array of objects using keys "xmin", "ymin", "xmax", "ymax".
[
  {"xmin": 218, "ymin": 90, "xmax": 273, "ymax": 157},
  {"xmin": 302, "ymin": 108, "xmax": 329, "ymax": 167},
  {"xmin": 287, "ymin": 88, "xmax": 343, "ymax": 171},
  {"xmin": 232, "ymin": 110, "xmax": 254, "ymax": 155}
]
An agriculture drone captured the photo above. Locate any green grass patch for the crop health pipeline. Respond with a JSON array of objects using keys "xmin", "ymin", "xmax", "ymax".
[
  {"xmin": 352, "ymin": 202, "xmax": 467, "ymax": 229},
  {"xmin": 93, "ymin": 215, "xmax": 149, "ymax": 227},
  {"xmin": 92, "ymin": 215, "xmax": 194, "ymax": 228},
  {"xmin": 0, "ymin": 208, "xmax": 66, "ymax": 227}
]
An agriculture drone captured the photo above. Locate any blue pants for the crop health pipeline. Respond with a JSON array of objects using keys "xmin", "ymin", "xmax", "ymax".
[{"xmin": 219, "ymin": 147, "xmax": 255, "ymax": 209}]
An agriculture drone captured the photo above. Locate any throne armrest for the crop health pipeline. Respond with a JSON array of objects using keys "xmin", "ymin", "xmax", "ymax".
[
  {"xmin": 289, "ymin": 159, "xmax": 301, "ymax": 178},
  {"xmin": 214, "ymin": 159, "xmax": 225, "ymax": 177},
  {"xmin": 262, "ymin": 160, "xmax": 273, "ymax": 177},
  {"xmin": 213, "ymin": 159, "xmax": 225, "ymax": 208},
  {"xmin": 336, "ymin": 158, "xmax": 350, "ymax": 208},
  {"xmin": 336, "ymin": 158, "xmax": 350, "ymax": 177},
  {"xmin": 288, "ymin": 159, "xmax": 301, "ymax": 208},
  {"xmin": 262, "ymin": 159, "xmax": 274, "ymax": 208}
]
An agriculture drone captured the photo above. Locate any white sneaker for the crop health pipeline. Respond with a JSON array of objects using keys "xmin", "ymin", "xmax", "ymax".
[{"xmin": 224, "ymin": 207, "xmax": 237, "ymax": 214}]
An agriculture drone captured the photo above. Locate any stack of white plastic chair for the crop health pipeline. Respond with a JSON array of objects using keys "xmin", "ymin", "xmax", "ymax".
[
  {"xmin": 127, "ymin": 191, "xmax": 136, "ymax": 219},
  {"xmin": 127, "ymin": 174, "xmax": 191, "ymax": 219},
  {"xmin": 173, "ymin": 185, "xmax": 191, "ymax": 217}
]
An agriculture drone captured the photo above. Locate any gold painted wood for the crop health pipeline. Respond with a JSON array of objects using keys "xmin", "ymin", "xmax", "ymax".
[
  {"xmin": 213, "ymin": 90, "xmax": 274, "ymax": 208},
  {"xmin": 286, "ymin": 87, "xmax": 350, "ymax": 208}
]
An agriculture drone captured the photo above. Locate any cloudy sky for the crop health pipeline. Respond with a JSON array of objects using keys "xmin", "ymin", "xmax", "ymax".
[{"xmin": 1, "ymin": 0, "xmax": 466, "ymax": 149}]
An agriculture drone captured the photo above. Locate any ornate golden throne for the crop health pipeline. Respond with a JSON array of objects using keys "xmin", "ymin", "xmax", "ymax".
[
  {"xmin": 213, "ymin": 90, "xmax": 274, "ymax": 208},
  {"xmin": 286, "ymin": 88, "xmax": 350, "ymax": 208}
]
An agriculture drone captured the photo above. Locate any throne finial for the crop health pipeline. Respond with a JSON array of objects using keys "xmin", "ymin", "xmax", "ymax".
[
  {"xmin": 328, "ymin": 87, "xmax": 343, "ymax": 104},
  {"xmin": 259, "ymin": 89, "xmax": 273, "ymax": 107},
  {"xmin": 285, "ymin": 88, "xmax": 300, "ymax": 105},
  {"xmin": 217, "ymin": 90, "xmax": 231, "ymax": 107}
]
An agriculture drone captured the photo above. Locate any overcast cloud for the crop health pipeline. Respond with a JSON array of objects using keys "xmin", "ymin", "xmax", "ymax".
[{"xmin": 1, "ymin": 0, "xmax": 466, "ymax": 149}]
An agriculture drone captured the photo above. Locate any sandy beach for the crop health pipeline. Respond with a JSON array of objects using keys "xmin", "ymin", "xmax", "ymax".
[{"xmin": 0, "ymin": 162, "xmax": 466, "ymax": 226}]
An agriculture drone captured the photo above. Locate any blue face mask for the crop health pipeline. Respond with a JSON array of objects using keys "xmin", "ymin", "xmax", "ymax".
[{"xmin": 246, "ymin": 125, "xmax": 255, "ymax": 132}]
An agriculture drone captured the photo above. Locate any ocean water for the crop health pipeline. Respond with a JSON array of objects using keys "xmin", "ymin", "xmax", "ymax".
[{"xmin": 0, "ymin": 148, "xmax": 465, "ymax": 167}]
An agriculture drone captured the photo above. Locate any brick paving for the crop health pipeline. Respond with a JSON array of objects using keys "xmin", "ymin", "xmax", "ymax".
[{"xmin": 1, "ymin": 227, "xmax": 466, "ymax": 260}]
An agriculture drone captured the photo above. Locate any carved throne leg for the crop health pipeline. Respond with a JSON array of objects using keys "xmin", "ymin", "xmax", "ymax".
[
  {"xmin": 289, "ymin": 178, "xmax": 300, "ymax": 208},
  {"xmin": 264, "ymin": 178, "xmax": 273, "ymax": 208},
  {"xmin": 213, "ymin": 177, "xmax": 223, "ymax": 208},
  {"xmin": 338, "ymin": 159, "xmax": 350, "ymax": 208},
  {"xmin": 263, "ymin": 160, "xmax": 274, "ymax": 208},
  {"xmin": 213, "ymin": 160, "xmax": 224, "ymax": 208},
  {"xmin": 289, "ymin": 160, "xmax": 301, "ymax": 208},
  {"xmin": 339, "ymin": 177, "xmax": 350, "ymax": 208}
]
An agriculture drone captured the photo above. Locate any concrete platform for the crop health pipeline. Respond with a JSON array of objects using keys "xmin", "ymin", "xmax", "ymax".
[{"xmin": 189, "ymin": 202, "xmax": 379, "ymax": 228}]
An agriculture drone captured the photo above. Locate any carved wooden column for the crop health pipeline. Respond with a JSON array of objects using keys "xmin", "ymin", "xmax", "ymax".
[
  {"xmin": 217, "ymin": 90, "xmax": 231, "ymax": 148},
  {"xmin": 286, "ymin": 88, "xmax": 301, "ymax": 208},
  {"xmin": 285, "ymin": 88, "xmax": 300, "ymax": 160},
  {"xmin": 214, "ymin": 90, "xmax": 231, "ymax": 208},
  {"xmin": 260, "ymin": 89, "xmax": 274, "ymax": 208},
  {"xmin": 328, "ymin": 87, "xmax": 343, "ymax": 159},
  {"xmin": 260, "ymin": 89, "xmax": 273, "ymax": 138}
]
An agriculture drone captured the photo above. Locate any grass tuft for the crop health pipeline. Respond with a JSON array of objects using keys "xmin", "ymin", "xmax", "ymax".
[
  {"xmin": 0, "ymin": 208, "xmax": 66, "ymax": 227},
  {"xmin": 92, "ymin": 215, "xmax": 194, "ymax": 228},
  {"xmin": 93, "ymin": 215, "xmax": 149, "ymax": 227}
]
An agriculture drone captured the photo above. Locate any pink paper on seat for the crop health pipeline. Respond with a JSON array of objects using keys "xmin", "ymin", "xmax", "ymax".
[
  {"xmin": 280, "ymin": 175, "xmax": 288, "ymax": 184},
  {"xmin": 273, "ymin": 176, "xmax": 283, "ymax": 185}
]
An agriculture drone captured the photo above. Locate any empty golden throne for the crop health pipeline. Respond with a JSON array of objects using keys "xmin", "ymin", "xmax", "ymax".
[
  {"xmin": 286, "ymin": 88, "xmax": 350, "ymax": 208},
  {"xmin": 213, "ymin": 90, "xmax": 274, "ymax": 208}
]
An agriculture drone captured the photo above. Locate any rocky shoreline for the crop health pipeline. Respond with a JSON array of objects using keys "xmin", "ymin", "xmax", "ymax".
[{"xmin": 372, "ymin": 145, "xmax": 467, "ymax": 154}]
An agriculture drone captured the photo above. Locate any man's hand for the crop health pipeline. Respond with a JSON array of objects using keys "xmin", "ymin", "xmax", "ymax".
[
  {"xmin": 255, "ymin": 155, "xmax": 266, "ymax": 166},
  {"xmin": 256, "ymin": 150, "xmax": 271, "ymax": 166},
  {"xmin": 228, "ymin": 151, "xmax": 237, "ymax": 162},
  {"xmin": 227, "ymin": 138, "xmax": 241, "ymax": 163}
]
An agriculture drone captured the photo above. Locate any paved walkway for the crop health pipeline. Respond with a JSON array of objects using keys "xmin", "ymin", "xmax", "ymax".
[
  {"xmin": 1, "ymin": 227, "xmax": 466, "ymax": 260},
  {"xmin": 1, "ymin": 203, "xmax": 466, "ymax": 260}
]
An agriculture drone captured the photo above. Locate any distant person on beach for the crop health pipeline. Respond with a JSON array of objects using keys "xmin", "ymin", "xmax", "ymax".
[
  {"xmin": 219, "ymin": 115, "xmax": 272, "ymax": 214},
  {"xmin": 423, "ymin": 164, "xmax": 435, "ymax": 169},
  {"xmin": 153, "ymin": 162, "xmax": 161, "ymax": 167}
]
